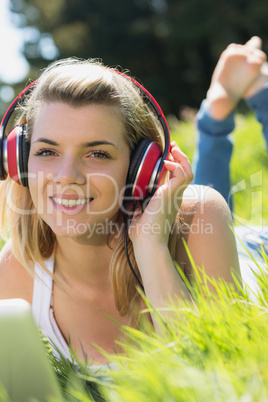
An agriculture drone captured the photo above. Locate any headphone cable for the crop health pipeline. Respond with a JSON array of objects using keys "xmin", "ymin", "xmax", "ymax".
[{"xmin": 124, "ymin": 199, "xmax": 145, "ymax": 292}]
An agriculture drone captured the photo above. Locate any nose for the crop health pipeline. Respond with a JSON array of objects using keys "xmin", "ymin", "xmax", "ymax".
[{"xmin": 52, "ymin": 154, "xmax": 86, "ymax": 186}]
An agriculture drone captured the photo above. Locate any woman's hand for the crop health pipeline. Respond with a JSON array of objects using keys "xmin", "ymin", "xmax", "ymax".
[
  {"xmin": 128, "ymin": 141, "xmax": 194, "ymax": 247},
  {"xmin": 126, "ymin": 142, "xmax": 194, "ymax": 315}
]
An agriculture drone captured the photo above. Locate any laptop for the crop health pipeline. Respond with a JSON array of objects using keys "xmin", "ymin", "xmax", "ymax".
[{"xmin": 0, "ymin": 298, "xmax": 63, "ymax": 401}]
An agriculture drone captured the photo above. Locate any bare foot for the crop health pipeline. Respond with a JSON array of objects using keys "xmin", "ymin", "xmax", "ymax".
[
  {"xmin": 206, "ymin": 36, "xmax": 266, "ymax": 119},
  {"xmin": 243, "ymin": 37, "xmax": 268, "ymax": 98}
]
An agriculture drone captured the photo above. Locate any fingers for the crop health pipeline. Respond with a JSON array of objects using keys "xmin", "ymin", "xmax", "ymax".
[
  {"xmin": 166, "ymin": 141, "xmax": 194, "ymax": 182},
  {"xmin": 163, "ymin": 141, "xmax": 193, "ymax": 195},
  {"xmin": 132, "ymin": 142, "xmax": 192, "ymax": 239}
]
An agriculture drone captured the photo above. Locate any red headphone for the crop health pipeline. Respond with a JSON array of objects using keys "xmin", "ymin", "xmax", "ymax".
[{"xmin": 0, "ymin": 75, "xmax": 170, "ymax": 199}]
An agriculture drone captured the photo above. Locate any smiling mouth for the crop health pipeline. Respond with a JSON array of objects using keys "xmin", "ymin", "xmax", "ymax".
[{"xmin": 51, "ymin": 197, "xmax": 93, "ymax": 207}]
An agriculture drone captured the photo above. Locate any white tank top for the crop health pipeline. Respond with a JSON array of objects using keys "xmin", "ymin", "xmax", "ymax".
[
  {"xmin": 32, "ymin": 256, "xmax": 71, "ymax": 361},
  {"xmin": 32, "ymin": 256, "xmax": 117, "ymax": 372}
]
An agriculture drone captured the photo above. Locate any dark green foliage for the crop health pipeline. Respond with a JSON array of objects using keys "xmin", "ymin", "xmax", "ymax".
[{"xmin": 7, "ymin": 0, "xmax": 268, "ymax": 115}]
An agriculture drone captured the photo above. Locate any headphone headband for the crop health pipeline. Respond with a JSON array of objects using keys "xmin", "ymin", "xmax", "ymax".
[
  {"xmin": 0, "ymin": 70, "xmax": 170, "ymax": 197},
  {"xmin": 0, "ymin": 81, "xmax": 38, "ymax": 132}
]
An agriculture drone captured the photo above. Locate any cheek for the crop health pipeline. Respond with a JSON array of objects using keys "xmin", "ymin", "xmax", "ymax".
[
  {"xmin": 28, "ymin": 156, "xmax": 41, "ymax": 189},
  {"xmin": 28, "ymin": 173, "xmax": 50, "ymax": 216},
  {"xmin": 28, "ymin": 156, "xmax": 48, "ymax": 176},
  {"xmin": 93, "ymin": 167, "xmax": 128, "ymax": 208},
  {"xmin": 27, "ymin": 160, "xmax": 38, "ymax": 203},
  {"xmin": 28, "ymin": 181, "xmax": 40, "ymax": 217},
  {"xmin": 98, "ymin": 175, "xmax": 124, "ymax": 202},
  {"xmin": 28, "ymin": 151, "xmax": 38, "ymax": 172},
  {"xmin": 114, "ymin": 164, "xmax": 129, "ymax": 195},
  {"xmin": 28, "ymin": 155, "xmax": 54, "ymax": 201}
]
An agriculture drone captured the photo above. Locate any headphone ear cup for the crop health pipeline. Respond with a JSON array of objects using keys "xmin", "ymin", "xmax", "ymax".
[
  {"xmin": 0, "ymin": 125, "xmax": 6, "ymax": 181},
  {"xmin": 6, "ymin": 124, "xmax": 29, "ymax": 187},
  {"xmin": 18, "ymin": 125, "xmax": 30, "ymax": 187},
  {"xmin": 125, "ymin": 139, "xmax": 162, "ymax": 199}
]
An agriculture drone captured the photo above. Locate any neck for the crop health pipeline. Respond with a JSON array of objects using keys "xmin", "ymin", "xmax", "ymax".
[{"xmin": 54, "ymin": 236, "xmax": 115, "ymax": 290}]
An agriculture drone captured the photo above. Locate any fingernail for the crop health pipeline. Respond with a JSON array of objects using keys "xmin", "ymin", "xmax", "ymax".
[{"xmin": 164, "ymin": 160, "xmax": 179, "ymax": 170}]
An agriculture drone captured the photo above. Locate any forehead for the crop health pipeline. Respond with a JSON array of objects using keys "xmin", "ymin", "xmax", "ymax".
[{"xmin": 31, "ymin": 102, "xmax": 126, "ymax": 144}]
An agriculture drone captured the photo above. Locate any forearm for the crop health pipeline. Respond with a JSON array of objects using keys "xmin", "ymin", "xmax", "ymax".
[
  {"xmin": 192, "ymin": 100, "xmax": 235, "ymax": 204},
  {"xmin": 129, "ymin": 141, "xmax": 194, "ymax": 328}
]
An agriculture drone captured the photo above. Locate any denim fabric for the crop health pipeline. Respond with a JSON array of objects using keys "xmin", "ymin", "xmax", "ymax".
[
  {"xmin": 192, "ymin": 99, "xmax": 235, "ymax": 208},
  {"xmin": 246, "ymin": 85, "xmax": 268, "ymax": 150},
  {"xmin": 192, "ymin": 88, "xmax": 268, "ymax": 210}
]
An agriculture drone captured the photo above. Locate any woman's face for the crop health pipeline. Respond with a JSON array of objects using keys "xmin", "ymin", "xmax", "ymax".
[{"xmin": 28, "ymin": 102, "xmax": 130, "ymax": 240}]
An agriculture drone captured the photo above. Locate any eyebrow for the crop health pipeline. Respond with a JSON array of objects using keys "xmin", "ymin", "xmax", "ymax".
[{"xmin": 32, "ymin": 138, "xmax": 118, "ymax": 148}]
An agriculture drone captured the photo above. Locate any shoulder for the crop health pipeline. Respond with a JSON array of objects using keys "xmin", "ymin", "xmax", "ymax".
[
  {"xmin": 0, "ymin": 239, "xmax": 34, "ymax": 304},
  {"xmin": 180, "ymin": 184, "xmax": 232, "ymax": 227},
  {"xmin": 176, "ymin": 184, "xmax": 240, "ymax": 284}
]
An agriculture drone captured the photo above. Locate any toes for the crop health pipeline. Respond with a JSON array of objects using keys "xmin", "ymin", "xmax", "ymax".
[{"xmin": 246, "ymin": 36, "xmax": 262, "ymax": 50}]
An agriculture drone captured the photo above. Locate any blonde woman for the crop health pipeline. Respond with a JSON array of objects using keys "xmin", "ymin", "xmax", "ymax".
[{"xmin": 0, "ymin": 58, "xmax": 240, "ymax": 367}]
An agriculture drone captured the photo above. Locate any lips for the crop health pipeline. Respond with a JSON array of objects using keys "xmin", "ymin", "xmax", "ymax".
[
  {"xmin": 52, "ymin": 197, "xmax": 93, "ymax": 207},
  {"xmin": 49, "ymin": 195, "xmax": 94, "ymax": 215}
]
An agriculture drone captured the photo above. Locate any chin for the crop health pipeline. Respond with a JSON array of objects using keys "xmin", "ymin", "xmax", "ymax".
[{"xmin": 45, "ymin": 213, "xmax": 123, "ymax": 243}]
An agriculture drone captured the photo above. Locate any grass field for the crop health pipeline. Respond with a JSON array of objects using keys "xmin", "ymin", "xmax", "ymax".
[
  {"xmin": 170, "ymin": 112, "xmax": 268, "ymax": 227},
  {"xmin": 39, "ymin": 259, "xmax": 268, "ymax": 402}
]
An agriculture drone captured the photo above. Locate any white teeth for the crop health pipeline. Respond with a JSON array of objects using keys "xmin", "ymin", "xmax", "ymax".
[
  {"xmin": 61, "ymin": 199, "xmax": 69, "ymax": 207},
  {"xmin": 52, "ymin": 197, "xmax": 91, "ymax": 207},
  {"xmin": 68, "ymin": 199, "xmax": 76, "ymax": 207}
]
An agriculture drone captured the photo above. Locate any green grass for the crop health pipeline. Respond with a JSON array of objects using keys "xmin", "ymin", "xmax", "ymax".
[
  {"xmin": 40, "ymin": 257, "xmax": 268, "ymax": 402},
  {"xmin": 170, "ymin": 112, "xmax": 268, "ymax": 226}
]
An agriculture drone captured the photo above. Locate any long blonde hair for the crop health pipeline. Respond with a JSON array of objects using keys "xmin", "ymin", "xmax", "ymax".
[{"xmin": 0, "ymin": 58, "xmax": 178, "ymax": 323}]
